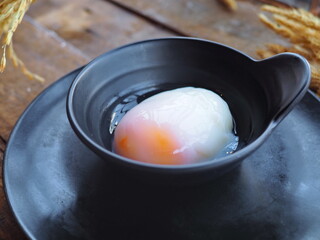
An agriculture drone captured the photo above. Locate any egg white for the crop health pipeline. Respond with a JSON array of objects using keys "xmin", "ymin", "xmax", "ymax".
[{"xmin": 114, "ymin": 87, "xmax": 234, "ymax": 164}]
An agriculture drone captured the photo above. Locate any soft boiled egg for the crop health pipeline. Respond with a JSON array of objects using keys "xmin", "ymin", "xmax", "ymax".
[{"xmin": 113, "ymin": 87, "xmax": 234, "ymax": 165}]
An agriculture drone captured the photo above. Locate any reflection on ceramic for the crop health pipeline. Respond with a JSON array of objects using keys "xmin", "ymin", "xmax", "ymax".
[{"xmin": 67, "ymin": 38, "xmax": 310, "ymax": 184}]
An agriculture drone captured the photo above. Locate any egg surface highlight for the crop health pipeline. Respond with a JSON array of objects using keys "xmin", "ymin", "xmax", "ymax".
[{"xmin": 113, "ymin": 87, "xmax": 234, "ymax": 165}]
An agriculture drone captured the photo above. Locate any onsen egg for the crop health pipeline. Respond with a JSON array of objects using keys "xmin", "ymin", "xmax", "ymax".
[{"xmin": 113, "ymin": 87, "xmax": 234, "ymax": 165}]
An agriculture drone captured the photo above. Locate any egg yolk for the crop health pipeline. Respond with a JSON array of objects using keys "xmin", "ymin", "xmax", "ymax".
[{"xmin": 114, "ymin": 121, "xmax": 184, "ymax": 165}]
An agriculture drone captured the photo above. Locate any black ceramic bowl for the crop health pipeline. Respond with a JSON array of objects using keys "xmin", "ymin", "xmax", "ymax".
[{"xmin": 67, "ymin": 37, "xmax": 310, "ymax": 185}]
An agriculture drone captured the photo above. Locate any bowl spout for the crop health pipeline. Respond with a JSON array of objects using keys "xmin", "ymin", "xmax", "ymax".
[{"xmin": 254, "ymin": 53, "xmax": 311, "ymax": 124}]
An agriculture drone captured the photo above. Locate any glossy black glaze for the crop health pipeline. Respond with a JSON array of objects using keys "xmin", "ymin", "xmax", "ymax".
[
  {"xmin": 4, "ymin": 69, "xmax": 320, "ymax": 239},
  {"xmin": 67, "ymin": 38, "xmax": 310, "ymax": 184}
]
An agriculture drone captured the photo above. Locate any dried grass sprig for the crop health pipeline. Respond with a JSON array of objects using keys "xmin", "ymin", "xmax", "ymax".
[
  {"xmin": 258, "ymin": 5, "xmax": 320, "ymax": 95},
  {"xmin": 261, "ymin": 5, "xmax": 320, "ymax": 30},
  {"xmin": 0, "ymin": 0, "xmax": 44, "ymax": 81},
  {"xmin": 218, "ymin": 0, "xmax": 237, "ymax": 11},
  {"xmin": 258, "ymin": 13, "xmax": 296, "ymax": 40}
]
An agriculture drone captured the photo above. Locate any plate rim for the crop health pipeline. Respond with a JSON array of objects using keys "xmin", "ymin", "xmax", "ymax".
[
  {"xmin": 2, "ymin": 66, "xmax": 320, "ymax": 239},
  {"xmin": 3, "ymin": 67, "xmax": 83, "ymax": 240}
]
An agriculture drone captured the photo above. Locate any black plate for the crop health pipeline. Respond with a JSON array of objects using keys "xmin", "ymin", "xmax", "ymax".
[{"xmin": 4, "ymin": 69, "xmax": 320, "ymax": 240}]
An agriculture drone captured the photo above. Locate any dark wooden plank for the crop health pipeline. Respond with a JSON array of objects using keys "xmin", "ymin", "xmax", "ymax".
[
  {"xmin": 0, "ymin": 17, "xmax": 89, "ymax": 141},
  {"xmin": 28, "ymin": 0, "xmax": 174, "ymax": 58},
  {"xmin": 109, "ymin": 0, "xmax": 289, "ymax": 57}
]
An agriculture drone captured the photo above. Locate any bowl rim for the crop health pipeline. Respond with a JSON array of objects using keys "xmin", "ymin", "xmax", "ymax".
[{"xmin": 66, "ymin": 36, "xmax": 310, "ymax": 172}]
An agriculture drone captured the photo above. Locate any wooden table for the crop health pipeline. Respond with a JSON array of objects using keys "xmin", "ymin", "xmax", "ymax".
[{"xmin": 0, "ymin": 0, "xmax": 290, "ymax": 239}]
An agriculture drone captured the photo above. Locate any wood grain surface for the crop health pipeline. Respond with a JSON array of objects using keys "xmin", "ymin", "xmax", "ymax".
[
  {"xmin": 0, "ymin": 0, "xmax": 288, "ymax": 239},
  {"xmin": 28, "ymin": 0, "xmax": 174, "ymax": 58},
  {"xmin": 0, "ymin": 17, "xmax": 89, "ymax": 141},
  {"xmin": 110, "ymin": 0, "xmax": 288, "ymax": 56}
]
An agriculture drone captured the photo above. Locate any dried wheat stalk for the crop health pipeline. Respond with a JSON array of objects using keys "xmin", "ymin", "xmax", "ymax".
[
  {"xmin": 0, "ymin": 0, "xmax": 44, "ymax": 81},
  {"xmin": 218, "ymin": 0, "xmax": 237, "ymax": 11},
  {"xmin": 258, "ymin": 5, "xmax": 320, "ymax": 95}
]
